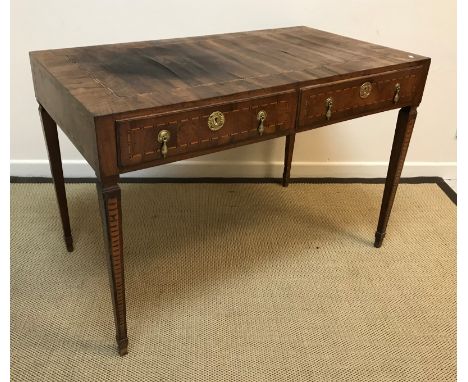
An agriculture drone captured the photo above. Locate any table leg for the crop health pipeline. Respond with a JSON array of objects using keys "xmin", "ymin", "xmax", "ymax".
[
  {"xmin": 374, "ymin": 106, "xmax": 418, "ymax": 248},
  {"xmin": 282, "ymin": 132, "xmax": 296, "ymax": 187},
  {"xmin": 39, "ymin": 104, "xmax": 73, "ymax": 252},
  {"xmin": 97, "ymin": 181, "xmax": 128, "ymax": 356}
]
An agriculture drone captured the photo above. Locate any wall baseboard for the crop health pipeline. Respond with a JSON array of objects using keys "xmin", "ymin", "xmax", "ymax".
[{"xmin": 10, "ymin": 159, "xmax": 457, "ymax": 179}]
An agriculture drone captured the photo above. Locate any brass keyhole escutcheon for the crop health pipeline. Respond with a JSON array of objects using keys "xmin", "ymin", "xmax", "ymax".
[
  {"xmin": 393, "ymin": 83, "xmax": 401, "ymax": 103},
  {"xmin": 257, "ymin": 110, "xmax": 267, "ymax": 136},
  {"xmin": 208, "ymin": 111, "xmax": 225, "ymax": 131},
  {"xmin": 325, "ymin": 97, "xmax": 333, "ymax": 121},
  {"xmin": 157, "ymin": 130, "xmax": 171, "ymax": 159},
  {"xmin": 360, "ymin": 82, "xmax": 372, "ymax": 98}
]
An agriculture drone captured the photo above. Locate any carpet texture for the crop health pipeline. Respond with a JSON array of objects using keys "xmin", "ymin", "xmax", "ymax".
[{"xmin": 11, "ymin": 183, "xmax": 456, "ymax": 381}]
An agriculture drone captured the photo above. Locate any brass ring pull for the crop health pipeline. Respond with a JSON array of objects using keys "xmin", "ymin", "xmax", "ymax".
[
  {"xmin": 208, "ymin": 111, "xmax": 225, "ymax": 131},
  {"xmin": 257, "ymin": 110, "xmax": 267, "ymax": 136},
  {"xmin": 325, "ymin": 97, "xmax": 333, "ymax": 121},
  {"xmin": 393, "ymin": 83, "xmax": 401, "ymax": 103},
  {"xmin": 157, "ymin": 130, "xmax": 171, "ymax": 159}
]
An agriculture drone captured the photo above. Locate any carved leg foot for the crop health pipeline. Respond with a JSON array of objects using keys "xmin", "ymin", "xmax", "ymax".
[
  {"xmin": 97, "ymin": 181, "xmax": 129, "ymax": 356},
  {"xmin": 375, "ymin": 106, "xmax": 417, "ymax": 248},
  {"xmin": 282, "ymin": 133, "xmax": 296, "ymax": 187},
  {"xmin": 39, "ymin": 104, "xmax": 73, "ymax": 252},
  {"xmin": 65, "ymin": 235, "xmax": 74, "ymax": 252},
  {"xmin": 374, "ymin": 231, "xmax": 386, "ymax": 248},
  {"xmin": 117, "ymin": 337, "xmax": 129, "ymax": 356}
]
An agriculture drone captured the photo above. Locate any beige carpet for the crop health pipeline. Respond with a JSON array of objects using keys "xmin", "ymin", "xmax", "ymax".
[{"xmin": 11, "ymin": 182, "xmax": 456, "ymax": 381}]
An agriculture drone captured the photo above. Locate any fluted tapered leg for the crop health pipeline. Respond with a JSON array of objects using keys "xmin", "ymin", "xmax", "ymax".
[
  {"xmin": 282, "ymin": 133, "xmax": 296, "ymax": 187},
  {"xmin": 375, "ymin": 106, "xmax": 418, "ymax": 248},
  {"xmin": 39, "ymin": 104, "xmax": 73, "ymax": 252},
  {"xmin": 97, "ymin": 181, "xmax": 128, "ymax": 356}
]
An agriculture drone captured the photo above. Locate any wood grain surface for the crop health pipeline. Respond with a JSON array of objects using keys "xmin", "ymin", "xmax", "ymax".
[{"xmin": 30, "ymin": 26, "xmax": 428, "ymax": 118}]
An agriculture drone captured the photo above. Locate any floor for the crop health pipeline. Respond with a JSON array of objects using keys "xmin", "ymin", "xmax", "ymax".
[{"xmin": 11, "ymin": 182, "xmax": 456, "ymax": 381}]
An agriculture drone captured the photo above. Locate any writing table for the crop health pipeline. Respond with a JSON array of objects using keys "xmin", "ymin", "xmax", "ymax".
[{"xmin": 30, "ymin": 26, "xmax": 430, "ymax": 355}]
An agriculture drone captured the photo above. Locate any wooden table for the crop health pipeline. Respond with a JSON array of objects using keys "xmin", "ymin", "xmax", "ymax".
[{"xmin": 29, "ymin": 26, "xmax": 430, "ymax": 355}]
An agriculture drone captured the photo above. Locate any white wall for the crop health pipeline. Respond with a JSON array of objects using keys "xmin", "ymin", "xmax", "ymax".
[{"xmin": 10, "ymin": 0, "xmax": 457, "ymax": 178}]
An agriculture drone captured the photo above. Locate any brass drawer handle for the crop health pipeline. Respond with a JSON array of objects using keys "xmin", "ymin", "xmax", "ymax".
[
  {"xmin": 325, "ymin": 97, "xmax": 333, "ymax": 120},
  {"xmin": 208, "ymin": 111, "xmax": 225, "ymax": 131},
  {"xmin": 257, "ymin": 110, "xmax": 267, "ymax": 136},
  {"xmin": 393, "ymin": 83, "xmax": 401, "ymax": 103},
  {"xmin": 157, "ymin": 130, "xmax": 171, "ymax": 159}
]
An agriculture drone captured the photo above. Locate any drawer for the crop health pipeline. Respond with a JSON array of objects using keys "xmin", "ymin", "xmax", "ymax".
[
  {"xmin": 116, "ymin": 91, "xmax": 297, "ymax": 169},
  {"xmin": 298, "ymin": 66, "xmax": 426, "ymax": 130}
]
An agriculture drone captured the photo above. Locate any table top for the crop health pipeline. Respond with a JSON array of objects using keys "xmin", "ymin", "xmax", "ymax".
[{"xmin": 30, "ymin": 26, "xmax": 428, "ymax": 117}]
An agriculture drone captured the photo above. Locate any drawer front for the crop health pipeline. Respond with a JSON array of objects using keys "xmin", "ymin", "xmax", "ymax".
[
  {"xmin": 116, "ymin": 91, "xmax": 297, "ymax": 168},
  {"xmin": 298, "ymin": 66, "xmax": 425, "ymax": 130}
]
